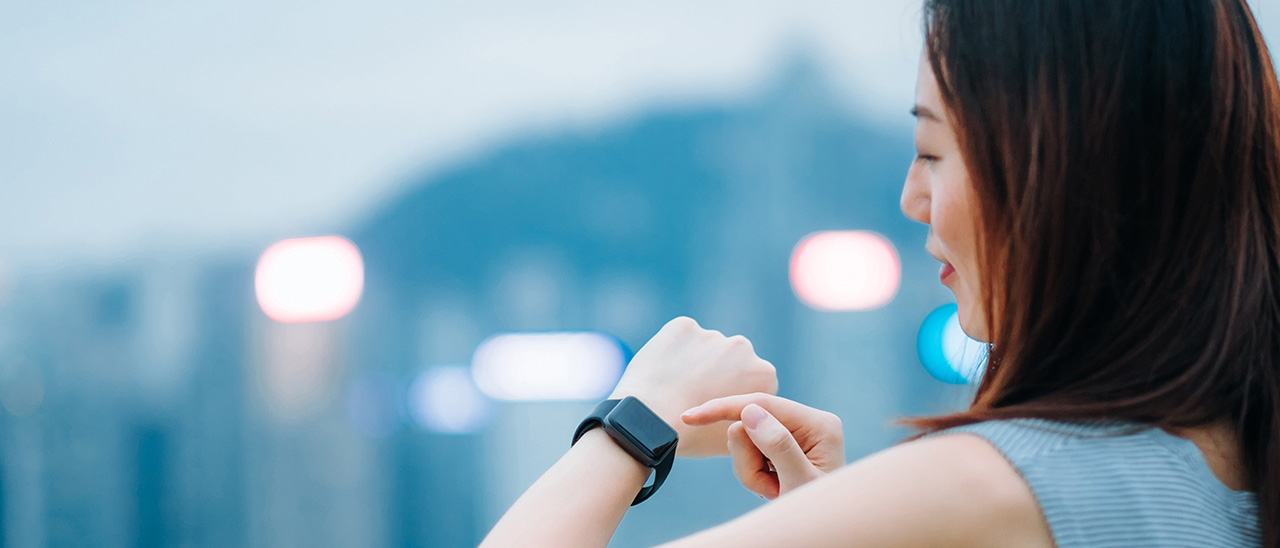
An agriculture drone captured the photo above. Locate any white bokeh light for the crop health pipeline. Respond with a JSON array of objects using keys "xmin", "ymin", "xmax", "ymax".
[
  {"xmin": 255, "ymin": 236, "xmax": 364, "ymax": 323},
  {"xmin": 940, "ymin": 311, "xmax": 986, "ymax": 384},
  {"xmin": 789, "ymin": 231, "xmax": 901, "ymax": 311},
  {"xmin": 471, "ymin": 332, "xmax": 626, "ymax": 401},
  {"xmin": 408, "ymin": 366, "xmax": 493, "ymax": 434}
]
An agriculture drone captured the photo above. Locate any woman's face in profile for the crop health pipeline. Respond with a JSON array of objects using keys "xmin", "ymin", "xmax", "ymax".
[{"xmin": 902, "ymin": 56, "xmax": 989, "ymax": 342}]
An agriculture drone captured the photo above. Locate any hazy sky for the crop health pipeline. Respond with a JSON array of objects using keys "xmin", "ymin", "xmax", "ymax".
[{"xmin": 3, "ymin": 1, "xmax": 1278, "ymax": 265}]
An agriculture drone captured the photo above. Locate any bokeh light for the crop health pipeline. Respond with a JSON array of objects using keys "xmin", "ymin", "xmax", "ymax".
[
  {"xmin": 790, "ymin": 231, "xmax": 901, "ymax": 311},
  {"xmin": 917, "ymin": 303, "xmax": 986, "ymax": 384},
  {"xmin": 471, "ymin": 332, "xmax": 627, "ymax": 401},
  {"xmin": 255, "ymin": 236, "xmax": 364, "ymax": 323},
  {"xmin": 408, "ymin": 366, "xmax": 493, "ymax": 434},
  {"xmin": 346, "ymin": 372, "xmax": 402, "ymax": 438}
]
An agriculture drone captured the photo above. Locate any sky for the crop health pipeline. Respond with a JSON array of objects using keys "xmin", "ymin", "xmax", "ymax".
[{"xmin": 2, "ymin": 0, "xmax": 1278, "ymax": 265}]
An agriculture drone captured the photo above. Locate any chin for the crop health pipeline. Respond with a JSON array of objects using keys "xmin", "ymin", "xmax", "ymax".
[{"xmin": 955, "ymin": 302, "xmax": 991, "ymax": 343}]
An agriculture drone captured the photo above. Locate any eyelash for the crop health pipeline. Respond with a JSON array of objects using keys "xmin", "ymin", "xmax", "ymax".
[{"xmin": 916, "ymin": 154, "xmax": 939, "ymax": 163}]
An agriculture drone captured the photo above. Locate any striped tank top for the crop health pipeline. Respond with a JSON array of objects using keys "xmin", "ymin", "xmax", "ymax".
[{"xmin": 928, "ymin": 418, "xmax": 1261, "ymax": 547}]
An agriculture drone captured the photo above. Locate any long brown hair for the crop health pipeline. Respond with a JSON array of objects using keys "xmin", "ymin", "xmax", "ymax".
[{"xmin": 903, "ymin": 0, "xmax": 1280, "ymax": 544}]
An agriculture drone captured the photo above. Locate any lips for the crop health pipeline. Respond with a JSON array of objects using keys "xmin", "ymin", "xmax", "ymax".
[
  {"xmin": 940, "ymin": 263, "xmax": 956, "ymax": 283},
  {"xmin": 926, "ymin": 242, "xmax": 955, "ymax": 284}
]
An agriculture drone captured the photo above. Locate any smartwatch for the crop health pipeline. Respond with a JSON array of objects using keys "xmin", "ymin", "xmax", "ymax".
[{"xmin": 571, "ymin": 396, "xmax": 678, "ymax": 505}]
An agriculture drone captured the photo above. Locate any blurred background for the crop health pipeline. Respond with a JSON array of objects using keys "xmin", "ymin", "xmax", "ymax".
[{"xmin": 2, "ymin": 1, "xmax": 1278, "ymax": 547}]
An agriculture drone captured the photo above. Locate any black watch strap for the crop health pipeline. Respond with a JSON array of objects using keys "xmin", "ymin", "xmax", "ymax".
[
  {"xmin": 637, "ymin": 444, "xmax": 675, "ymax": 505},
  {"xmin": 572, "ymin": 399, "xmax": 621, "ymax": 445},
  {"xmin": 572, "ymin": 399, "xmax": 677, "ymax": 506}
]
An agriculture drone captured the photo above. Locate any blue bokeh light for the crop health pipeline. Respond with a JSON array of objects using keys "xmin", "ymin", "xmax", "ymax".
[
  {"xmin": 917, "ymin": 303, "xmax": 987, "ymax": 385},
  {"xmin": 408, "ymin": 366, "xmax": 493, "ymax": 435}
]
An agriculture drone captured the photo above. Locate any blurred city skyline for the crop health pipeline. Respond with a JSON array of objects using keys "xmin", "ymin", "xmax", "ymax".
[{"xmin": 0, "ymin": 55, "xmax": 967, "ymax": 546}]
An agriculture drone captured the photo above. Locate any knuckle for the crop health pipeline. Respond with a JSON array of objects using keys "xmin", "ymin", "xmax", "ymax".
[
  {"xmin": 666, "ymin": 316, "xmax": 699, "ymax": 333},
  {"xmin": 660, "ymin": 314, "xmax": 701, "ymax": 335},
  {"xmin": 758, "ymin": 379, "xmax": 779, "ymax": 396},
  {"xmin": 765, "ymin": 432, "xmax": 794, "ymax": 453},
  {"xmin": 737, "ymin": 392, "xmax": 768, "ymax": 410},
  {"xmin": 727, "ymin": 335, "xmax": 753, "ymax": 351},
  {"xmin": 728, "ymin": 420, "xmax": 747, "ymax": 437},
  {"xmin": 824, "ymin": 412, "xmax": 843, "ymax": 431},
  {"xmin": 751, "ymin": 392, "xmax": 777, "ymax": 409},
  {"xmin": 754, "ymin": 359, "xmax": 776, "ymax": 376},
  {"xmin": 755, "ymin": 366, "xmax": 779, "ymax": 393}
]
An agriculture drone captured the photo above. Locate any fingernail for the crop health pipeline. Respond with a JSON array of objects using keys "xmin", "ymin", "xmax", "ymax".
[
  {"xmin": 682, "ymin": 405, "xmax": 702, "ymax": 417},
  {"xmin": 742, "ymin": 404, "xmax": 767, "ymax": 429}
]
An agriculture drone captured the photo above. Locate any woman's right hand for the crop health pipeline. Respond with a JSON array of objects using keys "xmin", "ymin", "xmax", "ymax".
[{"xmin": 681, "ymin": 394, "xmax": 845, "ymax": 499}]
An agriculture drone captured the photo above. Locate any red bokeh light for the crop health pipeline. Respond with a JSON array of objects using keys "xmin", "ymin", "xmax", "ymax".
[{"xmin": 789, "ymin": 231, "xmax": 900, "ymax": 311}]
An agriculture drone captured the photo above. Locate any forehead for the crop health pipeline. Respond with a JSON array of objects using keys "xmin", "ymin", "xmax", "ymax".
[
  {"xmin": 916, "ymin": 56, "xmax": 947, "ymax": 109},
  {"xmin": 914, "ymin": 56, "xmax": 946, "ymax": 124}
]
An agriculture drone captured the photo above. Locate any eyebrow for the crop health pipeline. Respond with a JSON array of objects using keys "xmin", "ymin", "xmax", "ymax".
[{"xmin": 910, "ymin": 105, "xmax": 944, "ymax": 123}]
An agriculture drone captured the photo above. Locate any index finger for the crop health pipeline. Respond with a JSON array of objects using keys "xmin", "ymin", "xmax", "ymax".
[{"xmin": 681, "ymin": 393, "xmax": 816, "ymax": 426}]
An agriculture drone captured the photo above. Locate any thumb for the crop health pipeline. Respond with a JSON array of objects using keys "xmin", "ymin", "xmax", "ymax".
[{"xmin": 740, "ymin": 404, "xmax": 816, "ymax": 490}]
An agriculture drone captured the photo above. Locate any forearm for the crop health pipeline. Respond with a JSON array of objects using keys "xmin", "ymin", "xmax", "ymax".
[
  {"xmin": 481, "ymin": 316, "xmax": 778, "ymax": 546},
  {"xmin": 480, "ymin": 428, "xmax": 650, "ymax": 548}
]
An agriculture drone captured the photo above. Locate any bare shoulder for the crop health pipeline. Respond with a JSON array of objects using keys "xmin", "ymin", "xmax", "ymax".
[
  {"xmin": 664, "ymin": 433, "xmax": 1054, "ymax": 548},
  {"xmin": 878, "ymin": 433, "xmax": 1054, "ymax": 546}
]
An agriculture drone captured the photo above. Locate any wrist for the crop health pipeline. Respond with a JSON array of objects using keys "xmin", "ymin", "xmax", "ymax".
[
  {"xmin": 573, "ymin": 396, "xmax": 679, "ymax": 505},
  {"xmin": 605, "ymin": 390, "xmax": 687, "ymax": 438},
  {"xmin": 574, "ymin": 428, "xmax": 651, "ymax": 479}
]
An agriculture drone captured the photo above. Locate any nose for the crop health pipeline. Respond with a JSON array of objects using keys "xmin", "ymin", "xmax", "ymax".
[{"xmin": 901, "ymin": 166, "xmax": 931, "ymax": 225}]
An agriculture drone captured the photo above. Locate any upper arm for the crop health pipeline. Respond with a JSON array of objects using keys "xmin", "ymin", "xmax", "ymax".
[{"xmin": 659, "ymin": 433, "xmax": 1054, "ymax": 548}]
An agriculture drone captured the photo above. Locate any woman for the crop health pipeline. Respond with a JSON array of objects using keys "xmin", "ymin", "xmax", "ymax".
[{"xmin": 483, "ymin": 0, "xmax": 1278, "ymax": 545}]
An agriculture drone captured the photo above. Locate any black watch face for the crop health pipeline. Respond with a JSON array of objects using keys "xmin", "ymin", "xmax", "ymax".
[{"xmin": 606, "ymin": 397, "xmax": 678, "ymax": 463}]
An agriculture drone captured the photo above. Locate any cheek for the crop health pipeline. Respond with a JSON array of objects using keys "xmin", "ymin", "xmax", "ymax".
[
  {"xmin": 934, "ymin": 167, "xmax": 990, "ymax": 341},
  {"xmin": 931, "ymin": 171, "xmax": 977, "ymax": 256}
]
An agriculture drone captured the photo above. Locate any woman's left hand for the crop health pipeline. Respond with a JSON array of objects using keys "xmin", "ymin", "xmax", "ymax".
[
  {"xmin": 608, "ymin": 317, "xmax": 778, "ymax": 457},
  {"xmin": 681, "ymin": 393, "xmax": 845, "ymax": 499}
]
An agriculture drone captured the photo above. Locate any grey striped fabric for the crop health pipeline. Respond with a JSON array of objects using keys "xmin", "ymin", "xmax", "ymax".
[{"xmin": 927, "ymin": 418, "xmax": 1261, "ymax": 547}]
